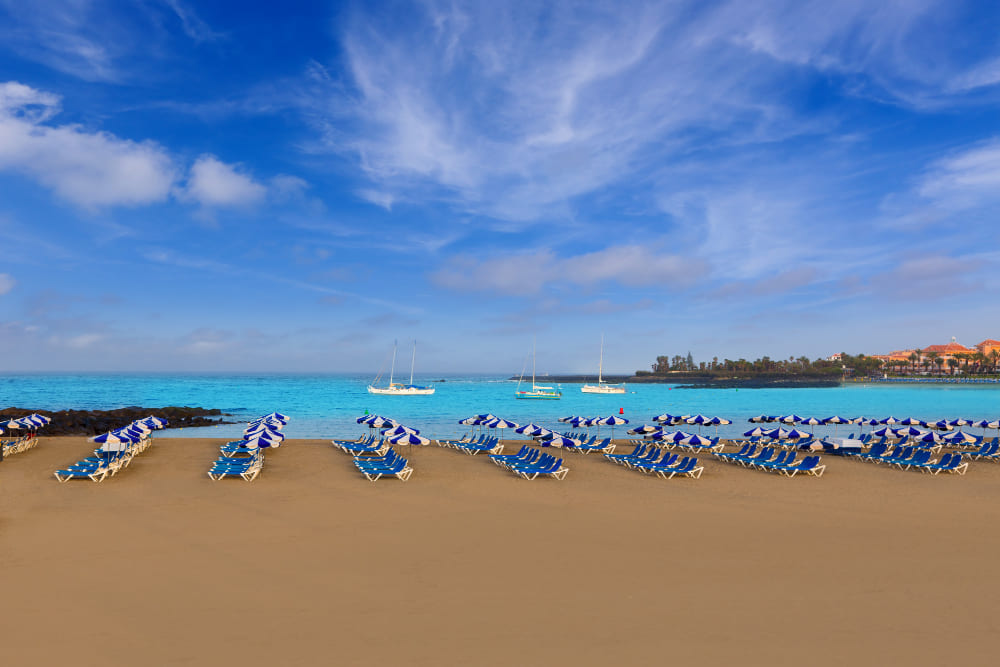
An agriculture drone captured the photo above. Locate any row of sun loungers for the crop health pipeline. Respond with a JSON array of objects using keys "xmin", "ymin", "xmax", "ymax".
[
  {"xmin": 843, "ymin": 443, "xmax": 969, "ymax": 474},
  {"xmin": 489, "ymin": 446, "xmax": 569, "ymax": 480},
  {"xmin": 603, "ymin": 444, "xmax": 704, "ymax": 479},
  {"xmin": 53, "ymin": 439, "xmax": 150, "ymax": 482},
  {"xmin": 2, "ymin": 433, "xmax": 39, "ymax": 457},
  {"xmin": 959, "ymin": 441, "xmax": 1000, "ymax": 461},
  {"xmin": 436, "ymin": 434, "xmax": 504, "ymax": 455},
  {"xmin": 352, "ymin": 448, "xmax": 413, "ymax": 481},
  {"xmin": 209, "ymin": 440, "xmax": 268, "ymax": 481},
  {"xmin": 208, "ymin": 413, "xmax": 288, "ymax": 482},
  {"xmin": 713, "ymin": 444, "xmax": 826, "ymax": 477},
  {"xmin": 333, "ymin": 433, "xmax": 391, "ymax": 457}
]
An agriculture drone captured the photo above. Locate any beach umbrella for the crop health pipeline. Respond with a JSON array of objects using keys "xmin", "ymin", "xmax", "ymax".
[
  {"xmin": 948, "ymin": 418, "xmax": 972, "ymax": 427},
  {"xmin": 763, "ymin": 427, "xmax": 792, "ymax": 440},
  {"xmin": 872, "ymin": 427, "xmax": 896, "ymax": 438},
  {"xmin": 474, "ymin": 413, "xmax": 497, "ymax": 422},
  {"xmin": 799, "ymin": 417, "xmax": 824, "ymax": 426},
  {"xmin": 943, "ymin": 430, "xmax": 978, "ymax": 445},
  {"xmin": 784, "ymin": 428, "xmax": 813, "ymax": 440},
  {"xmin": 680, "ymin": 433, "xmax": 714, "ymax": 446},
  {"xmin": 685, "ymin": 414, "xmax": 711, "ymax": 425},
  {"xmin": 779, "ymin": 414, "xmax": 803, "ymax": 424},
  {"xmin": 654, "ymin": 413, "xmax": 676, "ymax": 423},
  {"xmin": 383, "ymin": 424, "xmax": 419, "ymax": 437},
  {"xmin": 653, "ymin": 430, "xmax": 693, "ymax": 444},
  {"xmin": 927, "ymin": 419, "xmax": 953, "ymax": 431},
  {"xmin": 533, "ymin": 428, "xmax": 554, "ymax": 440},
  {"xmin": 388, "ymin": 432, "xmax": 430, "ymax": 446},
  {"xmin": 141, "ymin": 415, "xmax": 168, "ymax": 428},
  {"xmin": 744, "ymin": 426, "xmax": 769, "ymax": 438},
  {"xmin": 706, "ymin": 417, "xmax": 732, "ymax": 426},
  {"xmin": 975, "ymin": 419, "xmax": 1000, "ymax": 435},
  {"xmin": 898, "ymin": 417, "xmax": 923, "ymax": 426},
  {"xmin": 915, "ymin": 431, "xmax": 943, "ymax": 444},
  {"xmin": 358, "ymin": 414, "xmax": 380, "ymax": 424},
  {"xmin": 558, "ymin": 415, "xmax": 580, "ymax": 423},
  {"xmin": 245, "ymin": 430, "xmax": 284, "ymax": 445},
  {"xmin": 894, "ymin": 426, "xmax": 926, "ymax": 438},
  {"xmin": 597, "ymin": 415, "xmax": 629, "ymax": 439},
  {"xmin": 244, "ymin": 425, "xmax": 281, "ymax": 438},
  {"xmin": 487, "ymin": 418, "xmax": 519, "ymax": 430},
  {"xmin": 880, "ymin": 416, "xmax": 902, "ymax": 425},
  {"xmin": 542, "ymin": 434, "xmax": 579, "ymax": 448},
  {"xmin": 628, "ymin": 424, "xmax": 659, "ymax": 435},
  {"xmin": 514, "ymin": 423, "xmax": 544, "ymax": 438},
  {"xmin": 747, "ymin": 415, "xmax": 770, "ymax": 423}
]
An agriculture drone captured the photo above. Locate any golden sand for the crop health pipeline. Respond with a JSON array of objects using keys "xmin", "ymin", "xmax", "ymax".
[{"xmin": 2, "ymin": 437, "xmax": 998, "ymax": 666}]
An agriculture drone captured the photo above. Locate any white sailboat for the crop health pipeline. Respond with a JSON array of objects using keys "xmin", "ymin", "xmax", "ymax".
[
  {"xmin": 367, "ymin": 341, "xmax": 435, "ymax": 395},
  {"xmin": 581, "ymin": 335, "xmax": 626, "ymax": 394},
  {"xmin": 515, "ymin": 340, "xmax": 561, "ymax": 400}
]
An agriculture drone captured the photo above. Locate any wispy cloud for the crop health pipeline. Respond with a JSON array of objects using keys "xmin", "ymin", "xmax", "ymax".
[
  {"xmin": 0, "ymin": 272, "xmax": 14, "ymax": 295},
  {"xmin": 296, "ymin": 0, "xmax": 1000, "ymax": 226},
  {"xmin": 430, "ymin": 244, "xmax": 705, "ymax": 295}
]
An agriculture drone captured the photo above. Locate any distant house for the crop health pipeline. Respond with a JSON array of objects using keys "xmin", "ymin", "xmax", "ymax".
[{"xmin": 827, "ymin": 353, "xmax": 842, "ymax": 362}]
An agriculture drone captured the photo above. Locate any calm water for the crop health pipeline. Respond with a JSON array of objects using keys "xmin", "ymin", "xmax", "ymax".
[{"xmin": 2, "ymin": 373, "xmax": 999, "ymax": 440}]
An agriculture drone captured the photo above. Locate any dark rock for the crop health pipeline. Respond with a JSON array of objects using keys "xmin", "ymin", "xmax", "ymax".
[{"xmin": 0, "ymin": 406, "xmax": 235, "ymax": 436}]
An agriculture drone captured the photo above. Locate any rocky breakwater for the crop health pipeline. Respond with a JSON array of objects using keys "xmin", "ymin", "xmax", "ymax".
[{"xmin": 1, "ymin": 406, "xmax": 233, "ymax": 436}]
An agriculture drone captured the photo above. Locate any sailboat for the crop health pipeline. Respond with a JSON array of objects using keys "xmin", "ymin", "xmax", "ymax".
[
  {"xmin": 581, "ymin": 335, "xmax": 626, "ymax": 394},
  {"xmin": 367, "ymin": 341, "xmax": 435, "ymax": 395},
  {"xmin": 515, "ymin": 340, "xmax": 562, "ymax": 400}
]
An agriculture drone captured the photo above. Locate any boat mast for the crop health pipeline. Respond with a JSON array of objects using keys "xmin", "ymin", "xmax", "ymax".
[
  {"xmin": 409, "ymin": 340, "xmax": 416, "ymax": 386},
  {"xmin": 532, "ymin": 337, "xmax": 537, "ymax": 390},
  {"xmin": 389, "ymin": 340, "xmax": 397, "ymax": 387},
  {"xmin": 598, "ymin": 334, "xmax": 605, "ymax": 384}
]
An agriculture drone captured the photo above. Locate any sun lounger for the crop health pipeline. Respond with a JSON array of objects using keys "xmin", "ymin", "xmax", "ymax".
[
  {"xmin": 352, "ymin": 449, "xmax": 413, "ymax": 481},
  {"xmin": 777, "ymin": 455, "xmax": 825, "ymax": 477},
  {"xmin": 656, "ymin": 456, "xmax": 703, "ymax": 479},
  {"xmin": 509, "ymin": 454, "xmax": 569, "ymax": 480},
  {"xmin": 635, "ymin": 452, "xmax": 679, "ymax": 474},
  {"xmin": 604, "ymin": 443, "xmax": 647, "ymax": 466},
  {"xmin": 920, "ymin": 452, "xmax": 969, "ymax": 475}
]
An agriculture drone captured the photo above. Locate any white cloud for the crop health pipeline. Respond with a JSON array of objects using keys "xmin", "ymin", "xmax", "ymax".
[
  {"xmin": 182, "ymin": 154, "xmax": 267, "ymax": 207},
  {"xmin": 430, "ymin": 244, "xmax": 704, "ymax": 295},
  {"xmin": 0, "ymin": 81, "xmax": 178, "ymax": 206},
  {"xmin": 0, "ymin": 272, "xmax": 14, "ymax": 295},
  {"xmin": 917, "ymin": 139, "xmax": 1000, "ymax": 208}
]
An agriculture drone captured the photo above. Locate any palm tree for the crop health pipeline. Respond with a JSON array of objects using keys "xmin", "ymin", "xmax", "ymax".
[
  {"xmin": 973, "ymin": 351, "xmax": 987, "ymax": 374},
  {"xmin": 909, "ymin": 351, "xmax": 920, "ymax": 374},
  {"xmin": 992, "ymin": 349, "xmax": 1000, "ymax": 375},
  {"xmin": 926, "ymin": 351, "xmax": 940, "ymax": 375},
  {"xmin": 947, "ymin": 358, "xmax": 959, "ymax": 375}
]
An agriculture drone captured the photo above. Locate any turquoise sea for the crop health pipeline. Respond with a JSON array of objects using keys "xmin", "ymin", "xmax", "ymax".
[{"xmin": 3, "ymin": 374, "xmax": 1000, "ymax": 440}]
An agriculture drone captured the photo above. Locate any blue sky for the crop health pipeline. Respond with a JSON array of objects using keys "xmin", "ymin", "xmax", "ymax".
[{"xmin": 2, "ymin": 0, "xmax": 1000, "ymax": 373}]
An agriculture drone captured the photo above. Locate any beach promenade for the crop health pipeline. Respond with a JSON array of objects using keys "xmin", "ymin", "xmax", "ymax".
[{"xmin": 3, "ymin": 437, "xmax": 998, "ymax": 666}]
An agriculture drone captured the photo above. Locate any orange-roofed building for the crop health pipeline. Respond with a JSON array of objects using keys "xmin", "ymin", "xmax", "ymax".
[
  {"xmin": 976, "ymin": 339, "xmax": 1000, "ymax": 356},
  {"xmin": 922, "ymin": 341, "xmax": 973, "ymax": 357}
]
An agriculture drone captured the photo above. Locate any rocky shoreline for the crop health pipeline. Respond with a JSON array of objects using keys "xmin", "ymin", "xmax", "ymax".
[
  {"xmin": 509, "ymin": 374, "xmax": 841, "ymax": 388},
  {"xmin": 1, "ymin": 406, "xmax": 234, "ymax": 436}
]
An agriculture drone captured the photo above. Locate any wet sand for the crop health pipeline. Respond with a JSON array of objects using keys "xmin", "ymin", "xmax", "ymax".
[{"xmin": 2, "ymin": 436, "xmax": 999, "ymax": 666}]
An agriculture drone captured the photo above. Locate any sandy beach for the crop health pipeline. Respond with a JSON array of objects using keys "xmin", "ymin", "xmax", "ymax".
[{"xmin": 2, "ymin": 436, "xmax": 999, "ymax": 666}]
